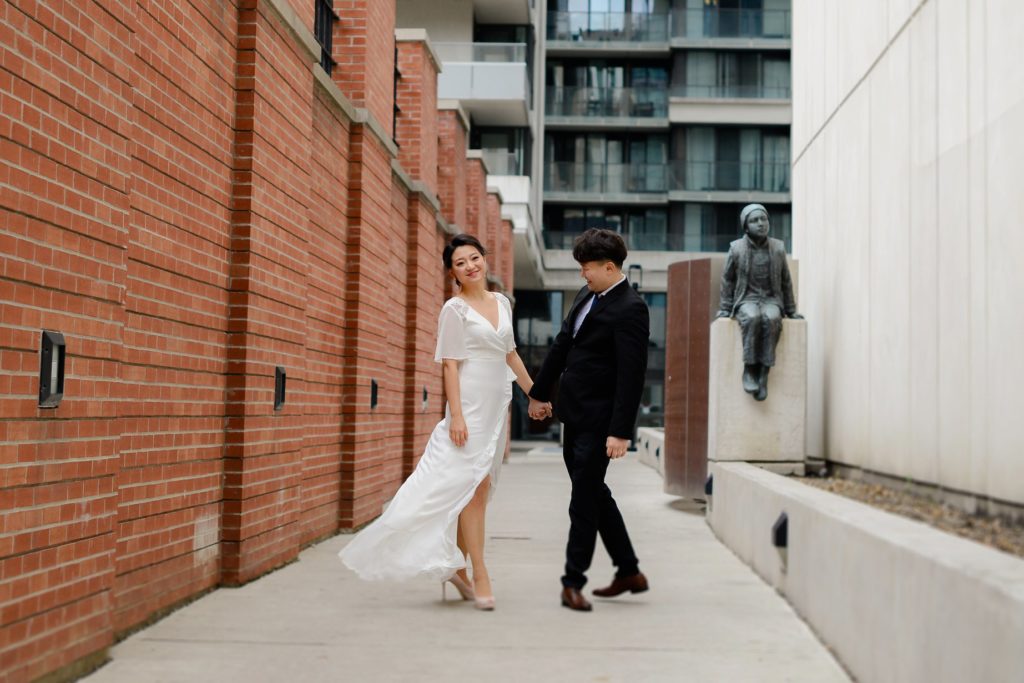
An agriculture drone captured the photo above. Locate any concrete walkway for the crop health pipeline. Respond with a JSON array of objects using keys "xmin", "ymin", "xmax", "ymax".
[{"xmin": 85, "ymin": 447, "xmax": 849, "ymax": 683}]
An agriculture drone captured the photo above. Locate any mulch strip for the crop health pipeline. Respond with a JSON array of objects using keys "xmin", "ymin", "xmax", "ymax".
[{"xmin": 799, "ymin": 477, "xmax": 1024, "ymax": 560}]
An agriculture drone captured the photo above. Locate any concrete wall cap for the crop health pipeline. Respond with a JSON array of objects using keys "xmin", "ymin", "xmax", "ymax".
[
  {"xmin": 391, "ymin": 159, "xmax": 441, "ymax": 213},
  {"xmin": 265, "ymin": 0, "xmax": 321, "ymax": 63},
  {"xmin": 394, "ymin": 29, "xmax": 443, "ymax": 73},
  {"xmin": 436, "ymin": 100, "xmax": 471, "ymax": 131}
]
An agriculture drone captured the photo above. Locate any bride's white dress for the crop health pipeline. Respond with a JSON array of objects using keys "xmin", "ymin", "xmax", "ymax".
[{"xmin": 339, "ymin": 293, "xmax": 516, "ymax": 581}]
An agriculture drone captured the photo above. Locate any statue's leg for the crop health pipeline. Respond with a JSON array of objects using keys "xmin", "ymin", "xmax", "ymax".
[
  {"xmin": 755, "ymin": 304, "xmax": 782, "ymax": 402},
  {"xmin": 759, "ymin": 304, "xmax": 783, "ymax": 367},
  {"xmin": 735, "ymin": 303, "xmax": 762, "ymax": 394},
  {"xmin": 755, "ymin": 365, "xmax": 769, "ymax": 401}
]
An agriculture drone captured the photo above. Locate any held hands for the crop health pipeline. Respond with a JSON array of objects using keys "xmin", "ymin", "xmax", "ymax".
[
  {"xmin": 787, "ymin": 312, "xmax": 805, "ymax": 319},
  {"xmin": 715, "ymin": 310, "xmax": 731, "ymax": 319},
  {"xmin": 527, "ymin": 398, "xmax": 553, "ymax": 420},
  {"xmin": 606, "ymin": 436, "xmax": 629, "ymax": 459},
  {"xmin": 449, "ymin": 414, "xmax": 468, "ymax": 447}
]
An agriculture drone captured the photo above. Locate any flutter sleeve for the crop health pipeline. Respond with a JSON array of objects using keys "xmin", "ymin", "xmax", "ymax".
[
  {"xmin": 434, "ymin": 300, "xmax": 469, "ymax": 363},
  {"xmin": 499, "ymin": 294, "xmax": 516, "ymax": 353}
]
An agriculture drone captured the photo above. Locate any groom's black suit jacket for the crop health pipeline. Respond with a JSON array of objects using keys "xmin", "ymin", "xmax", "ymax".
[{"xmin": 529, "ymin": 280, "xmax": 649, "ymax": 439}]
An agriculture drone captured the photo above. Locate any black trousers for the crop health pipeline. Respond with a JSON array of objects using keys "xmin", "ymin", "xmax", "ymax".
[{"xmin": 561, "ymin": 424, "xmax": 639, "ymax": 589}]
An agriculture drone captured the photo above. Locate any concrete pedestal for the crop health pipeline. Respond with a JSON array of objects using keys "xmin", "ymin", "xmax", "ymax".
[{"xmin": 708, "ymin": 318, "xmax": 806, "ymax": 470}]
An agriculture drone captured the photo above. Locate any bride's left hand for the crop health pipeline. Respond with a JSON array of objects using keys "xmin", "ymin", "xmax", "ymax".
[{"xmin": 449, "ymin": 415, "xmax": 468, "ymax": 447}]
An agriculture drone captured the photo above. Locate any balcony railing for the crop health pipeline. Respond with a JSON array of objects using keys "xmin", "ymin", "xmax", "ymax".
[
  {"xmin": 545, "ymin": 86, "xmax": 668, "ymax": 118},
  {"xmin": 670, "ymin": 160, "xmax": 790, "ymax": 193},
  {"xmin": 480, "ymin": 149, "xmax": 522, "ymax": 175},
  {"xmin": 544, "ymin": 160, "xmax": 790, "ymax": 194},
  {"xmin": 543, "ymin": 230, "xmax": 688, "ymax": 251},
  {"xmin": 671, "ymin": 8, "xmax": 792, "ymax": 39},
  {"xmin": 547, "ymin": 11, "xmax": 669, "ymax": 43},
  {"xmin": 670, "ymin": 83, "xmax": 791, "ymax": 100},
  {"xmin": 545, "ymin": 162, "xmax": 670, "ymax": 194},
  {"xmin": 433, "ymin": 42, "xmax": 527, "ymax": 63}
]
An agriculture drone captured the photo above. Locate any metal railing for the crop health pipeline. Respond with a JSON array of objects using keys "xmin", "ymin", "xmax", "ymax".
[
  {"xmin": 480, "ymin": 150, "xmax": 522, "ymax": 175},
  {"xmin": 544, "ymin": 160, "xmax": 790, "ymax": 194},
  {"xmin": 547, "ymin": 11, "xmax": 670, "ymax": 43},
  {"xmin": 543, "ymin": 230, "xmax": 688, "ymax": 251},
  {"xmin": 545, "ymin": 86, "xmax": 668, "ymax": 118},
  {"xmin": 432, "ymin": 42, "xmax": 527, "ymax": 63},
  {"xmin": 671, "ymin": 8, "xmax": 792, "ymax": 39},
  {"xmin": 670, "ymin": 83, "xmax": 791, "ymax": 100},
  {"xmin": 670, "ymin": 160, "xmax": 790, "ymax": 193},
  {"xmin": 544, "ymin": 162, "xmax": 670, "ymax": 194}
]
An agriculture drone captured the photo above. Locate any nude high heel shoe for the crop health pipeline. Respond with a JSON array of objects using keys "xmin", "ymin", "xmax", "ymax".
[
  {"xmin": 443, "ymin": 575, "xmax": 475, "ymax": 601},
  {"xmin": 474, "ymin": 595, "xmax": 495, "ymax": 611}
]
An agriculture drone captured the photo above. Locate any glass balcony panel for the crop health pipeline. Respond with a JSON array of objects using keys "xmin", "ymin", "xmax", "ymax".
[
  {"xmin": 669, "ymin": 83, "xmax": 791, "ymax": 99},
  {"xmin": 433, "ymin": 42, "xmax": 526, "ymax": 63},
  {"xmin": 545, "ymin": 86, "xmax": 668, "ymax": 117},
  {"xmin": 542, "ymin": 230, "xmax": 687, "ymax": 251},
  {"xmin": 480, "ymin": 150, "xmax": 522, "ymax": 175},
  {"xmin": 670, "ymin": 8, "xmax": 791, "ymax": 39},
  {"xmin": 547, "ymin": 11, "xmax": 669, "ymax": 42},
  {"xmin": 669, "ymin": 161, "xmax": 790, "ymax": 193},
  {"xmin": 544, "ymin": 162, "xmax": 669, "ymax": 193}
]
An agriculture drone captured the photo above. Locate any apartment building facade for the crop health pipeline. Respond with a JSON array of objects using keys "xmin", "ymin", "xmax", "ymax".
[{"xmin": 513, "ymin": 0, "xmax": 792, "ymax": 436}]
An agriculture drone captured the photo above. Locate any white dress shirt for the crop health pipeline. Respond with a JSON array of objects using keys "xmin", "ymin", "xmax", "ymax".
[{"xmin": 572, "ymin": 275, "xmax": 627, "ymax": 337}]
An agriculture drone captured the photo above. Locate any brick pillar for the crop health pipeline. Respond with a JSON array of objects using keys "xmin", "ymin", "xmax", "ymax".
[
  {"xmin": 395, "ymin": 32, "xmax": 445, "ymax": 479},
  {"xmin": 464, "ymin": 156, "xmax": 487, "ymax": 240},
  {"xmin": 221, "ymin": 2, "xmax": 313, "ymax": 584},
  {"xmin": 334, "ymin": 0, "xmax": 397, "ymax": 139},
  {"xmin": 501, "ymin": 218, "xmax": 515, "ymax": 292},
  {"xmin": 395, "ymin": 34, "xmax": 439, "ymax": 190},
  {"xmin": 437, "ymin": 108, "xmax": 468, "ymax": 230},
  {"xmin": 485, "ymin": 191, "xmax": 502, "ymax": 282},
  {"xmin": 335, "ymin": 0, "xmax": 409, "ymax": 528}
]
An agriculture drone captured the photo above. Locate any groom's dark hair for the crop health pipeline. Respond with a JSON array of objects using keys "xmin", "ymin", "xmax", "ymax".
[
  {"xmin": 442, "ymin": 233, "xmax": 487, "ymax": 270},
  {"xmin": 572, "ymin": 228, "xmax": 627, "ymax": 267}
]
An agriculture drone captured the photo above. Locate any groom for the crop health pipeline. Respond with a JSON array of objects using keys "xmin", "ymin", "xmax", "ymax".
[{"xmin": 528, "ymin": 228, "xmax": 650, "ymax": 612}]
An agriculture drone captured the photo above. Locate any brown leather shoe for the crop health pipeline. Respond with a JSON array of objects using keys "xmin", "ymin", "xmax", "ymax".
[
  {"xmin": 592, "ymin": 572, "xmax": 649, "ymax": 598},
  {"xmin": 561, "ymin": 586, "xmax": 592, "ymax": 611}
]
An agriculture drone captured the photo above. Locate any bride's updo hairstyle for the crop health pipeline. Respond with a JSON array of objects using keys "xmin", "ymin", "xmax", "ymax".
[{"xmin": 442, "ymin": 234, "xmax": 487, "ymax": 286}]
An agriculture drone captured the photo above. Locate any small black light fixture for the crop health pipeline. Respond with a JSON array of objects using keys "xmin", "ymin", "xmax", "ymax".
[
  {"xmin": 274, "ymin": 366, "xmax": 286, "ymax": 410},
  {"xmin": 370, "ymin": 379, "xmax": 378, "ymax": 409},
  {"xmin": 38, "ymin": 330, "xmax": 66, "ymax": 409},
  {"xmin": 772, "ymin": 511, "xmax": 789, "ymax": 572},
  {"xmin": 704, "ymin": 474, "xmax": 714, "ymax": 497},
  {"xmin": 421, "ymin": 386, "xmax": 428, "ymax": 412},
  {"xmin": 771, "ymin": 512, "xmax": 788, "ymax": 549},
  {"xmin": 628, "ymin": 263, "xmax": 643, "ymax": 291}
]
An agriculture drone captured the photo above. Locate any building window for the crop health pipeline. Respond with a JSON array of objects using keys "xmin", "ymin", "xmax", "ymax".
[{"xmin": 314, "ymin": 0, "xmax": 337, "ymax": 74}]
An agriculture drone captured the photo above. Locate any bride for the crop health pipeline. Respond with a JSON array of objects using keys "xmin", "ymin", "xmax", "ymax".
[{"xmin": 339, "ymin": 234, "xmax": 548, "ymax": 610}]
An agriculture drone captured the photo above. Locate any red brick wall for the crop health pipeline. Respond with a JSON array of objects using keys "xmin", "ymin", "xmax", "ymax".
[
  {"xmin": 464, "ymin": 158, "xmax": 487, "ymax": 240},
  {"xmin": 116, "ymin": 0, "xmax": 238, "ymax": 629},
  {"xmin": 0, "ymin": 0, "xmax": 132, "ymax": 678},
  {"xmin": 334, "ymin": 0, "xmax": 397, "ymax": 139},
  {"xmin": 0, "ymin": 1, "xmax": 509, "ymax": 679},
  {"xmin": 437, "ymin": 110, "xmax": 467, "ymax": 228},
  {"xmin": 395, "ymin": 40, "xmax": 438, "ymax": 191}
]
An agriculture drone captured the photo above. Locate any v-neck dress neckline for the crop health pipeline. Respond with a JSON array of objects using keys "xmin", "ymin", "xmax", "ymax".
[{"xmin": 462, "ymin": 294, "xmax": 502, "ymax": 333}]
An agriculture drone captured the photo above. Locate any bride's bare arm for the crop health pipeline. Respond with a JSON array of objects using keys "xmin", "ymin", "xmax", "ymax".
[
  {"xmin": 442, "ymin": 358, "xmax": 467, "ymax": 447},
  {"xmin": 506, "ymin": 350, "xmax": 533, "ymax": 395}
]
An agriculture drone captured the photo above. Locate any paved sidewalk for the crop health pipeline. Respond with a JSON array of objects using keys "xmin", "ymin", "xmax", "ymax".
[{"xmin": 85, "ymin": 449, "xmax": 849, "ymax": 683}]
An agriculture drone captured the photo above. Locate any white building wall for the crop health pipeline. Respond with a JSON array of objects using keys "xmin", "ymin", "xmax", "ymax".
[{"xmin": 793, "ymin": 0, "xmax": 1024, "ymax": 505}]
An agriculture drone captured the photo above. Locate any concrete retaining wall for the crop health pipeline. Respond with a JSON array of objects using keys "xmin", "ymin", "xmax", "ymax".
[
  {"xmin": 707, "ymin": 462, "xmax": 1024, "ymax": 683},
  {"xmin": 635, "ymin": 427, "xmax": 665, "ymax": 477}
]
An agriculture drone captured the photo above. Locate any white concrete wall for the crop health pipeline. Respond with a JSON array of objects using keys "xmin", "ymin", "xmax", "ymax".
[
  {"xmin": 792, "ymin": 0, "xmax": 1024, "ymax": 505},
  {"xmin": 708, "ymin": 462, "xmax": 1024, "ymax": 683}
]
